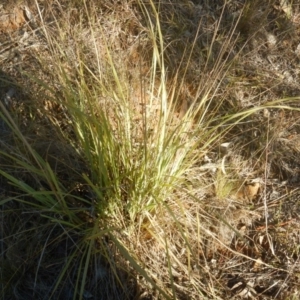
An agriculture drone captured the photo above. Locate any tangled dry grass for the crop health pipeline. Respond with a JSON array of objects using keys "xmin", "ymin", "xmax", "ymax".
[{"xmin": 1, "ymin": 1, "xmax": 300, "ymax": 299}]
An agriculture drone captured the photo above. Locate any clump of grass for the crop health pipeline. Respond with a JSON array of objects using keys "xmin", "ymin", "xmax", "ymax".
[{"xmin": 1, "ymin": 0, "xmax": 300, "ymax": 299}]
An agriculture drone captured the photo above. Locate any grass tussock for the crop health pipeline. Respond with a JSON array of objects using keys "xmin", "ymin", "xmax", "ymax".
[{"xmin": 1, "ymin": 0, "xmax": 300, "ymax": 299}]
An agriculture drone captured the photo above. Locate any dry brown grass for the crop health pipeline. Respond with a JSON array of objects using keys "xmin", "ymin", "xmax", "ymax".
[{"xmin": 1, "ymin": 1, "xmax": 300, "ymax": 299}]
